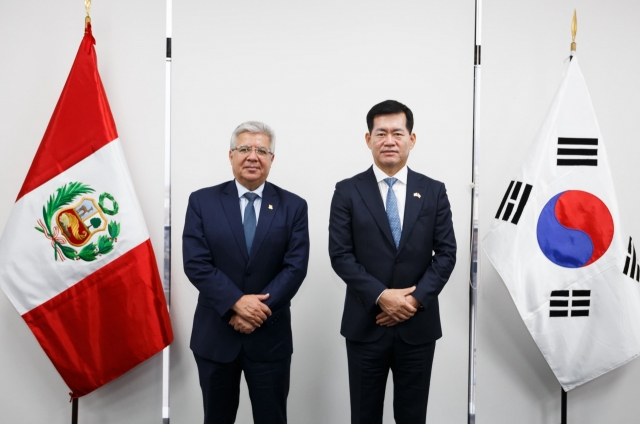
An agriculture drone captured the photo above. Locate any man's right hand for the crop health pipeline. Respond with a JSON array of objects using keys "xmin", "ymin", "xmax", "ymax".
[
  {"xmin": 229, "ymin": 314, "xmax": 257, "ymax": 334},
  {"xmin": 232, "ymin": 294, "xmax": 272, "ymax": 327},
  {"xmin": 377, "ymin": 286, "xmax": 417, "ymax": 323}
]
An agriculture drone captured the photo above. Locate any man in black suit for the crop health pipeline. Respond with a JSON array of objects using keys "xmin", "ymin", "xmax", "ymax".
[
  {"xmin": 329, "ymin": 100, "xmax": 457, "ymax": 423},
  {"xmin": 183, "ymin": 121, "xmax": 310, "ymax": 424}
]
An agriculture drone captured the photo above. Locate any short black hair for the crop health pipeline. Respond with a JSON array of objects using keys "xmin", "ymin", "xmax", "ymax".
[{"xmin": 366, "ymin": 100, "xmax": 414, "ymax": 133}]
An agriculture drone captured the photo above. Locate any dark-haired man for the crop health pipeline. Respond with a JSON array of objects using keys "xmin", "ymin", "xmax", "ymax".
[{"xmin": 329, "ymin": 100, "xmax": 456, "ymax": 423}]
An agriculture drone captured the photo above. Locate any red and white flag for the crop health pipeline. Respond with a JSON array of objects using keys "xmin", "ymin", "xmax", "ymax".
[{"xmin": 0, "ymin": 24, "xmax": 173, "ymax": 397}]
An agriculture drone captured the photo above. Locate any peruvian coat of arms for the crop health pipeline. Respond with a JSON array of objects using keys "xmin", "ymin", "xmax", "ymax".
[{"xmin": 35, "ymin": 182, "xmax": 121, "ymax": 262}]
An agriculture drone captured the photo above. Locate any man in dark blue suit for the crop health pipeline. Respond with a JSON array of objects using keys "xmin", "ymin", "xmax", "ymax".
[
  {"xmin": 183, "ymin": 121, "xmax": 310, "ymax": 424},
  {"xmin": 329, "ymin": 100, "xmax": 457, "ymax": 424}
]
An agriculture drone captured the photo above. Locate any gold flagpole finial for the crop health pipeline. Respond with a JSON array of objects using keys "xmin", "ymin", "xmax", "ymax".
[
  {"xmin": 85, "ymin": 0, "xmax": 92, "ymax": 28},
  {"xmin": 570, "ymin": 9, "xmax": 577, "ymax": 53}
]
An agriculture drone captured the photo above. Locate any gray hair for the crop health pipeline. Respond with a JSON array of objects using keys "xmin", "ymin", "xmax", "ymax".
[{"xmin": 229, "ymin": 121, "xmax": 276, "ymax": 153}]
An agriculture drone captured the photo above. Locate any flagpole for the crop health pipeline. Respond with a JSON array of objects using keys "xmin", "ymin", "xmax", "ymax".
[
  {"xmin": 69, "ymin": 4, "xmax": 92, "ymax": 423},
  {"xmin": 71, "ymin": 397, "xmax": 78, "ymax": 424},
  {"xmin": 561, "ymin": 389, "xmax": 567, "ymax": 424},
  {"xmin": 559, "ymin": 11, "xmax": 576, "ymax": 424},
  {"xmin": 468, "ymin": 0, "xmax": 482, "ymax": 422},
  {"xmin": 162, "ymin": 0, "xmax": 173, "ymax": 422}
]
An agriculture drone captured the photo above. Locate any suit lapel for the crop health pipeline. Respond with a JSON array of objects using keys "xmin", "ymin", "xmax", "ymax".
[
  {"xmin": 355, "ymin": 167, "xmax": 396, "ymax": 249},
  {"xmin": 397, "ymin": 168, "xmax": 427, "ymax": 255},
  {"xmin": 221, "ymin": 181, "xmax": 249, "ymax": 260},
  {"xmin": 248, "ymin": 182, "xmax": 279, "ymax": 264}
]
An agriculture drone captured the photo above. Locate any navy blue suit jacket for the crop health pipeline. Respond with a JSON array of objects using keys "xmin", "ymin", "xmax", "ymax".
[
  {"xmin": 183, "ymin": 181, "xmax": 309, "ymax": 363},
  {"xmin": 329, "ymin": 167, "xmax": 456, "ymax": 344}
]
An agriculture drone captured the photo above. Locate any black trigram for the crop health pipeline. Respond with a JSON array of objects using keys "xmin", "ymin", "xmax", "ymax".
[
  {"xmin": 623, "ymin": 237, "xmax": 639, "ymax": 282},
  {"xmin": 495, "ymin": 181, "xmax": 532, "ymax": 225},
  {"xmin": 557, "ymin": 137, "xmax": 598, "ymax": 166},
  {"xmin": 550, "ymin": 290, "xmax": 591, "ymax": 317}
]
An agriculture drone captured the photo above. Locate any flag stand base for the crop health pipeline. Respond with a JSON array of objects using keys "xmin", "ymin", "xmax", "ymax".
[
  {"xmin": 72, "ymin": 398, "xmax": 78, "ymax": 424},
  {"xmin": 560, "ymin": 388, "xmax": 567, "ymax": 424}
]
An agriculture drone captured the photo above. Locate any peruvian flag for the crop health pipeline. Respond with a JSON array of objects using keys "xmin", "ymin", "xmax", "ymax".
[{"xmin": 0, "ymin": 24, "xmax": 173, "ymax": 397}]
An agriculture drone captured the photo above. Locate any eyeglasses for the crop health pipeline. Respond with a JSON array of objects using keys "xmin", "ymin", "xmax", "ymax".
[{"xmin": 232, "ymin": 145, "xmax": 273, "ymax": 157}]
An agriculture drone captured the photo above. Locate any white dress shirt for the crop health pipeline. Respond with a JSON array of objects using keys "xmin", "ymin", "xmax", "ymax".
[
  {"xmin": 372, "ymin": 164, "xmax": 408, "ymax": 229},
  {"xmin": 235, "ymin": 180, "xmax": 264, "ymax": 224},
  {"xmin": 372, "ymin": 164, "xmax": 408, "ymax": 304}
]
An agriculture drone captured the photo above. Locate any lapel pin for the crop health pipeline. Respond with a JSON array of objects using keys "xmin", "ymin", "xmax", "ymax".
[
  {"xmin": 413, "ymin": 192, "xmax": 421, "ymax": 199},
  {"xmin": 268, "ymin": 204, "xmax": 273, "ymax": 210}
]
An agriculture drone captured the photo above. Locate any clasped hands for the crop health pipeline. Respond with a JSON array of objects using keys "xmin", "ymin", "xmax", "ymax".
[
  {"xmin": 376, "ymin": 286, "xmax": 420, "ymax": 327},
  {"xmin": 229, "ymin": 293, "xmax": 271, "ymax": 334}
]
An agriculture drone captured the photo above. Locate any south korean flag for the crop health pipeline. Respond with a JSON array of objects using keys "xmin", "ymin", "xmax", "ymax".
[{"xmin": 483, "ymin": 57, "xmax": 640, "ymax": 391}]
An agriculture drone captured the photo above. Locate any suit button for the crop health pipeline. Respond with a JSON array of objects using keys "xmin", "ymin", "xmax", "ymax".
[
  {"xmin": 395, "ymin": 259, "xmax": 401, "ymax": 265},
  {"xmin": 246, "ymin": 271, "xmax": 251, "ymax": 276}
]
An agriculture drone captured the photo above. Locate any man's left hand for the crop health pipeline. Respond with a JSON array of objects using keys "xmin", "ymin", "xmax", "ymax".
[
  {"xmin": 376, "ymin": 294, "xmax": 421, "ymax": 326},
  {"xmin": 229, "ymin": 314, "xmax": 258, "ymax": 334}
]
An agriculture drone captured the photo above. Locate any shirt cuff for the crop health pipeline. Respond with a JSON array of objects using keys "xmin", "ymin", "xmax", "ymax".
[{"xmin": 375, "ymin": 289, "xmax": 386, "ymax": 305}]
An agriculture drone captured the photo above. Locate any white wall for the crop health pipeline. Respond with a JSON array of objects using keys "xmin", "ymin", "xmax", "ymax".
[
  {"xmin": 0, "ymin": 1, "xmax": 166, "ymax": 423},
  {"xmin": 170, "ymin": 1, "xmax": 473, "ymax": 423}
]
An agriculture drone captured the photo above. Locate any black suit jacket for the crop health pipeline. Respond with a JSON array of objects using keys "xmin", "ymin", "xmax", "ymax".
[
  {"xmin": 183, "ymin": 181, "xmax": 310, "ymax": 363},
  {"xmin": 329, "ymin": 167, "xmax": 456, "ymax": 344}
]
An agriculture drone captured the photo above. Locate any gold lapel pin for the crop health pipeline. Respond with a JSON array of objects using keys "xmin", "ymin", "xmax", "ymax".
[
  {"xmin": 268, "ymin": 204, "xmax": 273, "ymax": 210},
  {"xmin": 413, "ymin": 192, "xmax": 421, "ymax": 199}
]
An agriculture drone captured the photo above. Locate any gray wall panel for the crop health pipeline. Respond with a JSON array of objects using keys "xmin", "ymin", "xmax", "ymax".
[{"xmin": 171, "ymin": 1, "xmax": 473, "ymax": 423}]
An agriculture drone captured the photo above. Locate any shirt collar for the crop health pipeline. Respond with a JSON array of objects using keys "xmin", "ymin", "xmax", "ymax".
[
  {"xmin": 372, "ymin": 164, "xmax": 408, "ymax": 185},
  {"xmin": 235, "ymin": 180, "xmax": 265, "ymax": 198}
]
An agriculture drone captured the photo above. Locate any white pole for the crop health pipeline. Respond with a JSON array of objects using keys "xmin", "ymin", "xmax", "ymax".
[
  {"xmin": 468, "ymin": 0, "xmax": 482, "ymax": 422},
  {"xmin": 162, "ymin": 0, "xmax": 172, "ymax": 423}
]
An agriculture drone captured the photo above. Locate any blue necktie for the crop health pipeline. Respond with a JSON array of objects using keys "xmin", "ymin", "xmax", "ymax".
[
  {"xmin": 384, "ymin": 178, "xmax": 402, "ymax": 249},
  {"xmin": 243, "ymin": 192, "xmax": 259, "ymax": 253}
]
